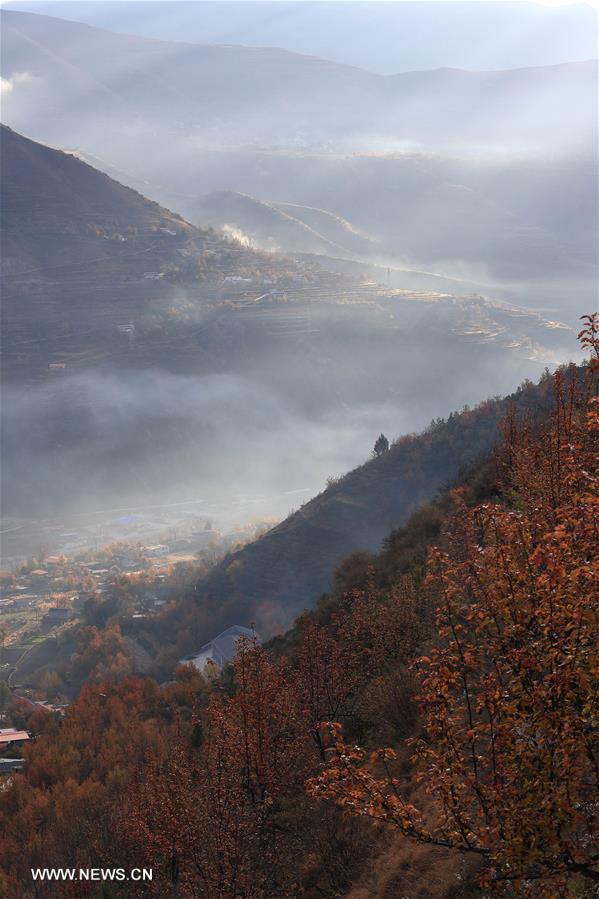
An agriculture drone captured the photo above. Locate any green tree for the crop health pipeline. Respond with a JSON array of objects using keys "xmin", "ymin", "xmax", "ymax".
[{"xmin": 373, "ymin": 433, "xmax": 389, "ymax": 457}]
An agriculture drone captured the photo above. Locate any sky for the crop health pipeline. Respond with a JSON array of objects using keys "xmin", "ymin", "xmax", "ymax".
[{"xmin": 3, "ymin": 0, "xmax": 596, "ymax": 6}]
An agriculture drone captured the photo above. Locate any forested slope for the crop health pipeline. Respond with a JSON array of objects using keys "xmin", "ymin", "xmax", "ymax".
[{"xmin": 1, "ymin": 324, "xmax": 596, "ymax": 898}]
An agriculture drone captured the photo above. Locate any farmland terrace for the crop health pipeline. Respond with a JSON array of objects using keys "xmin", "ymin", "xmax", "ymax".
[{"xmin": 1, "ymin": 264, "xmax": 573, "ymax": 383}]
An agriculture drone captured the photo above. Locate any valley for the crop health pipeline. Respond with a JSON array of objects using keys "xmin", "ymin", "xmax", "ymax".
[
  {"xmin": 1, "ymin": 125, "xmax": 578, "ymax": 562},
  {"xmin": 0, "ymin": 5, "xmax": 597, "ymax": 894}
]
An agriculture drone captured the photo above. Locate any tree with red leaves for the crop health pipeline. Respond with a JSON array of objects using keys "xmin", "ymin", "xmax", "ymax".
[
  {"xmin": 308, "ymin": 315, "xmax": 599, "ymax": 896},
  {"xmin": 127, "ymin": 640, "xmax": 314, "ymax": 897}
]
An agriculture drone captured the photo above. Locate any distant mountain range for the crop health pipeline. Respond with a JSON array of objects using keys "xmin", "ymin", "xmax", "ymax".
[
  {"xmin": 1, "ymin": 10, "xmax": 595, "ymax": 156},
  {"xmin": 2, "ymin": 9, "xmax": 596, "ymax": 319},
  {"xmin": 2, "ymin": 123, "xmax": 574, "ymax": 381},
  {"xmin": 5, "ymin": 1, "xmax": 597, "ymax": 75}
]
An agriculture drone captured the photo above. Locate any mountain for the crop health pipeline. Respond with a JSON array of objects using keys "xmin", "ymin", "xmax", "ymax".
[
  {"xmin": 2, "ymin": 11, "xmax": 595, "ymax": 320},
  {"xmin": 0, "ymin": 123, "xmax": 193, "ymax": 273},
  {"xmin": 1, "ymin": 125, "xmax": 576, "ymax": 388},
  {"xmin": 0, "ymin": 124, "xmax": 300, "ymax": 380},
  {"xmin": 1, "ymin": 10, "xmax": 595, "ymax": 156}
]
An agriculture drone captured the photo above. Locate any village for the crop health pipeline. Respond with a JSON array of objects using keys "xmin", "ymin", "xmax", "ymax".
[{"xmin": 0, "ymin": 510, "xmax": 273, "ymax": 777}]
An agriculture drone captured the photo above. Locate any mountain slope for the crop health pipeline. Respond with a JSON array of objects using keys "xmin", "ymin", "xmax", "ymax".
[
  {"xmin": 169, "ymin": 377, "xmax": 554, "ymax": 642},
  {"xmin": 0, "ymin": 123, "xmax": 194, "ymax": 273},
  {"xmin": 0, "ymin": 125, "xmax": 301, "ymax": 379}
]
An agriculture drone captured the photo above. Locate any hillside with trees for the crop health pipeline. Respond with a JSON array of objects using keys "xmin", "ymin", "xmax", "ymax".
[
  {"xmin": 15, "ymin": 355, "xmax": 583, "ymax": 689},
  {"xmin": 0, "ymin": 317, "xmax": 596, "ymax": 897},
  {"xmin": 0, "ymin": 6, "xmax": 594, "ymax": 895}
]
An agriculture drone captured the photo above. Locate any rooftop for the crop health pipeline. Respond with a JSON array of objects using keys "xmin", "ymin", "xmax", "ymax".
[
  {"xmin": 181, "ymin": 625, "xmax": 259, "ymax": 672},
  {"xmin": 0, "ymin": 729, "xmax": 30, "ymax": 744}
]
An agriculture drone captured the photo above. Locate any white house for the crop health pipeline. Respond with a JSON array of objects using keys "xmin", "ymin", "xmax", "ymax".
[{"xmin": 180, "ymin": 625, "xmax": 258, "ymax": 673}]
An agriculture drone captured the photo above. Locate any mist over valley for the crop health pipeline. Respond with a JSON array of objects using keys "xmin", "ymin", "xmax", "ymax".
[
  {"xmin": 0, "ymin": 2, "xmax": 594, "ymax": 594},
  {"xmin": 0, "ymin": 6, "xmax": 598, "ymax": 895},
  {"xmin": 1, "ymin": 108, "xmax": 586, "ymax": 564}
]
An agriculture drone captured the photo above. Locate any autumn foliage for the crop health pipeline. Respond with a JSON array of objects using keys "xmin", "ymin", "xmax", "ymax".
[
  {"xmin": 308, "ymin": 315, "xmax": 599, "ymax": 895},
  {"xmin": 124, "ymin": 642, "xmax": 316, "ymax": 896},
  {"xmin": 0, "ymin": 317, "xmax": 597, "ymax": 897}
]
